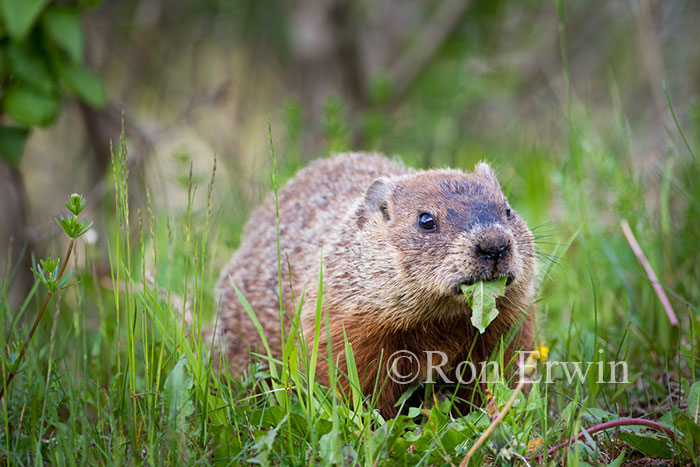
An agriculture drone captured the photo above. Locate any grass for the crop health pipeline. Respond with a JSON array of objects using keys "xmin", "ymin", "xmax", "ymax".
[
  {"xmin": 1, "ymin": 99, "xmax": 698, "ymax": 464},
  {"xmin": 2, "ymin": 19, "xmax": 700, "ymax": 467}
]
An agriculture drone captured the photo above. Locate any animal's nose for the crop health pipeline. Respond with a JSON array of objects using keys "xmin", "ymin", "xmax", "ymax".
[{"xmin": 475, "ymin": 234, "xmax": 511, "ymax": 260}]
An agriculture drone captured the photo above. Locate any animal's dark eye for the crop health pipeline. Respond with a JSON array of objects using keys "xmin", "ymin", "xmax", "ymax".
[
  {"xmin": 505, "ymin": 204, "xmax": 512, "ymax": 218},
  {"xmin": 418, "ymin": 212, "xmax": 437, "ymax": 231}
]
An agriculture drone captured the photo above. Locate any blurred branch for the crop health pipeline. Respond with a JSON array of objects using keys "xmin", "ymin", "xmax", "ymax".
[
  {"xmin": 79, "ymin": 102, "xmax": 122, "ymax": 181},
  {"xmin": 288, "ymin": 0, "xmax": 473, "ymax": 150},
  {"xmin": 329, "ymin": 0, "xmax": 366, "ymax": 110},
  {"xmin": 161, "ymin": 79, "xmax": 231, "ymax": 135},
  {"xmin": 117, "ymin": 0, "xmax": 166, "ymax": 103},
  {"xmin": 386, "ymin": 0, "xmax": 472, "ymax": 102}
]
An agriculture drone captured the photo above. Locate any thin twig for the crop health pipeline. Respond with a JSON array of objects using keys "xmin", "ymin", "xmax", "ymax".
[
  {"xmin": 459, "ymin": 379, "xmax": 526, "ymax": 466},
  {"xmin": 620, "ymin": 219, "xmax": 678, "ymax": 326}
]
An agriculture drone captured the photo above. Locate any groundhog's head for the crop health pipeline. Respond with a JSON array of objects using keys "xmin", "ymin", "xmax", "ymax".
[{"xmin": 358, "ymin": 162, "xmax": 536, "ymax": 323}]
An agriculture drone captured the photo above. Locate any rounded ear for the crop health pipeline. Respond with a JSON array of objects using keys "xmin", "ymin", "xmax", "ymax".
[
  {"xmin": 364, "ymin": 177, "xmax": 394, "ymax": 221},
  {"xmin": 473, "ymin": 161, "xmax": 500, "ymax": 188}
]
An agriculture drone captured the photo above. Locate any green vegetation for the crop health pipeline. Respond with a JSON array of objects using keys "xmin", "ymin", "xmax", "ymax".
[
  {"xmin": 0, "ymin": 0, "xmax": 105, "ymax": 166},
  {"xmin": 461, "ymin": 277, "xmax": 507, "ymax": 334},
  {"xmin": 1, "ymin": 104, "xmax": 698, "ymax": 463},
  {"xmin": 1, "ymin": 1, "xmax": 699, "ymax": 465}
]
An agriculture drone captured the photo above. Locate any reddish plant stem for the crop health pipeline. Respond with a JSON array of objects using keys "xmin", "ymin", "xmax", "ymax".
[
  {"xmin": 0, "ymin": 239, "xmax": 74, "ymax": 400},
  {"xmin": 536, "ymin": 418, "xmax": 676, "ymax": 460}
]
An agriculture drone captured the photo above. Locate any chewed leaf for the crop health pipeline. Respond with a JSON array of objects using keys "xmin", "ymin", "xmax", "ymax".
[{"xmin": 461, "ymin": 277, "xmax": 507, "ymax": 334}]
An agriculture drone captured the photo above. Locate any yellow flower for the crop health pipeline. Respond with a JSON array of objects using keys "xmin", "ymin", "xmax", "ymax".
[
  {"xmin": 536, "ymin": 343, "xmax": 549, "ymax": 362},
  {"xmin": 527, "ymin": 437, "xmax": 543, "ymax": 453},
  {"xmin": 484, "ymin": 389, "xmax": 499, "ymax": 420}
]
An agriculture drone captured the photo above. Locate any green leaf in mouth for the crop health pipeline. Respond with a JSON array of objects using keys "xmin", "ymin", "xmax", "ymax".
[{"xmin": 460, "ymin": 277, "xmax": 508, "ymax": 334}]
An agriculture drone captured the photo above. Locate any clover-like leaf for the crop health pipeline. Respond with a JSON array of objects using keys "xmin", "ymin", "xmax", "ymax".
[
  {"xmin": 32, "ymin": 257, "xmax": 61, "ymax": 291},
  {"xmin": 55, "ymin": 213, "xmax": 92, "ymax": 239},
  {"xmin": 66, "ymin": 193, "xmax": 86, "ymax": 216},
  {"xmin": 31, "ymin": 262, "xmax": 46, "ymax": 285},
  {"xmin": 74, "ymin": 218, "xmax": 94, "ymax": 238},
  {"xmin": 56, "ymin": 214, "xmax": 72, "ymax": 235}
]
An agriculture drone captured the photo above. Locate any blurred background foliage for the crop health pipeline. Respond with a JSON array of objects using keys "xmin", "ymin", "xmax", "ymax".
[
  {"xmin": 0, "ymin": 0, "xmax": 105, "ymax": 147},
  {"xmin": 1, "ymin": 0, "xmax": 699, "ymax": 383},
  {"xmin": 1, "ymin": 1, "xmax": 700, "ymax": 462}
]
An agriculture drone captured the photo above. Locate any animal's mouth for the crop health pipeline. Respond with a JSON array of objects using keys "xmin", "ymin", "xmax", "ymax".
[{"xmin": 453, "ymin": 274, "xmax": 514, "ymax": 295}]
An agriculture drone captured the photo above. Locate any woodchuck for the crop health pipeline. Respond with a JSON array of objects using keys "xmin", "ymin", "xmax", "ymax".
[{"xmin": 213, "ymin": 153, "xmax": 536, "ymax": 417}]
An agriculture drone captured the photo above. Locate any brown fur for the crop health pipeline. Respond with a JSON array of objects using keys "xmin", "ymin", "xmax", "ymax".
[{"xmin": 213, "ymin": 153, "xmax": 536, "ymax": 417}]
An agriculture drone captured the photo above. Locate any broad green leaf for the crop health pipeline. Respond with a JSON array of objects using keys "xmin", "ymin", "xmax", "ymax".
[
  {"xmin": 319, "ymin": 430, "xmax": 343, "ymax": 464},
  {"xmin": 41, "ymin": 6, "xmax": 83, "ymax": 62},
  {"xmin": 618, "ymin": 432, "xmax": 673, "ymax": 459},
  {"xmin": 674, "ymin": 412, "xmax": 700, "ymax": 449},
  {"xmin": 0, "ymin": 126, "xmax": 29, "ymax": 166},
  {"xmin": 368, "ymin": 423, "xmax": 390, "ymax": 459},
  {"xmin": 582, "ymin": 407, "xmax": 618, "ymax": 424},
  {"xmin": 687, "ymin": 381, "xmax": 700, "ymax": 422},
  {"xmin": 2, "ymin": 84, "xmax": 60, "ymax": 126},
  {"xmin": 6, "ymin": 43, "xmax": 56, "ymax": 96},
  {"xmin": 163, "ymin": 355, "xmax": 194, "ymax": 435},
  {"xmin": 658, "ymin": 410, "xmax": 675, "ymax": 429},
  {"xmin": 0, "ymin": 0, "xmax": 50, "ymax": 41},
  {"xmin": 440, "ymin": 427, "xmax": 468, "ymax": 453},
  {"xmin": 251, "ymin": 414, "xmax": 287, "ymax": 465},
  {"xmin": 461, "ymin": 277, "xmax": 507, "ymax": 334},
  {"xmin": 406, "ymin": 406, "xmax": 423, "ymax": 418},
  {"xmin": 58, "ymin": 63, "xmax": 106, "ymax": 108}
]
